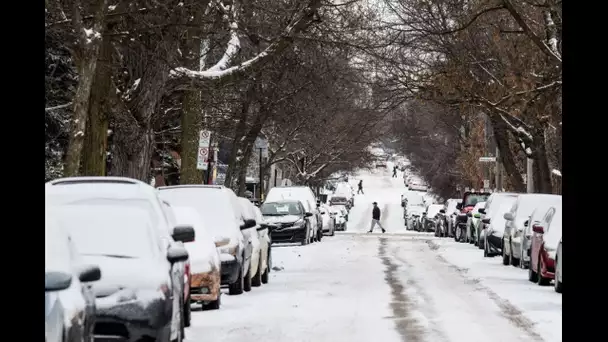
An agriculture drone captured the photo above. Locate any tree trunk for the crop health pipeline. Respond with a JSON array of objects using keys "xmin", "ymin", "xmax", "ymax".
[
  {"xmin": 64, "ymin": 0, "xmax": 109, "ymax": 176},
  {"xmin": 111, "ymin": 125, "xmax": 154, "ymax": 181},
  {"xmin": 531, "ymin": 128, "xmax": 553, "ymax": 193},
  {"xmin": 490, "ymin": 115, "xmax": 525, "ymax": 192},
  {"xmin": 179, "ymin": 90, "xmax": 204, "ymax": 184},
  {"xmin": 224, "ymin": 85, "xmax": 256, "ymax": 187},
  {"xmin": 81, "ymin": 34, "xmax": 111, "ymax": 176}
]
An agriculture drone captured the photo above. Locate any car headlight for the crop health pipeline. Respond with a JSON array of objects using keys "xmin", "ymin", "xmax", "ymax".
[
  {"xmin": 219, "ymin": 245, "xmax": 237, "ymax": 256},
  {"xmin": 293, "ymin": 219, "xmax": 305, "ymax": 227}
]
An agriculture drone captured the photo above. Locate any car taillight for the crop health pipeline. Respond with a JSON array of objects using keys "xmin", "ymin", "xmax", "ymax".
[{"xmin": 184, "ymin": 263, "xmax": 190, "ymax": 279}]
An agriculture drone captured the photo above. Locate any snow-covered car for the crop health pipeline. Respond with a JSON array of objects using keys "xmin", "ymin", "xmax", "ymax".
[
  {"xmin": 160, "ymin": 200, "xmax": 193, "ymax": 325},
  {"xmin": 334, "ymin": 181, "xmax": 355, "ymax": 207},
  {"xmin": 465, "ymin": 201, "xmax": 486, "ymax": 245},
  {"xmin": 237, "ymin": 197, "xmax": 270, "ymax": 287},
  {"xmin": 45, "ymin": 214, "xmax": 100, "ymax": 342},
  {"xmin": 444, "ymin": 198, "xmax": 462, "ymax": 237},
  {"xmin": 529, "ymin": 204, "xmax": 562, "ymax": 286},
  {"xmin": 554, "ymin": 237, "xmax": 562, "ymax": 293},
  {"xmin": 454, "ymin": 191, "xmax": 491, "ymax": 242},
  {"xmin": 406, "ymin": 204, "xmax": 425, "ymax": 231},
  {"xmin": 261, "ymin": 199, "xmax": 315, "ymax": 244},
  {"xmin": 53, "ymin": 201, "xmax": 190, "ymax": 342},
  {"xmin": 252, "ymin": 204, "xmax": 272, "ymax": 284},
  {"xmin": 171, "ymin": 206, "xmax": 223, "ymax": 310},
  {"xmin": 46, "ymin": 177, "xmax": 194, "ymax": 342},
  {"xmin": 520, "ymin": 201, "xmax": 560, "ymax": 269},
  {"xmin": 423, "ymin": 204, "xmax": 444, "ymax": 232},
  {"xmin": 478, "ymin": 192, "xmax": 519, "ymax": 249},
  {"xmin": 266, "ymin": 186, "xmax": 322, "ymax": 243},
  {"xmin": 483, "ymin": 196, "xmax": 518, "ymax": 257},
  {"xmin": 329, "ymin": 194, "xmax": 351, "ymax": 210},
  {"xmin": 330, "ymin": 204, "xmax": 349, "ymax": 231},
  {"xmin": 502, "ymin": 194, "xmax": 562, "ymax": 267},
  {"xmin": 320, "ymin": 203, "xmax": 336, "ymax": 236}
]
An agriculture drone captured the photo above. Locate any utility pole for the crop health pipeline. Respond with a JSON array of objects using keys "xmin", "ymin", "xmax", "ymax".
[
  {"xmin": 259, "ymin": 147, "xmax": 264, "ymax": 201},
  {"xmin": 526, "ymin": 158, "xmax": 534, "ymax": 193},
  {"xmin": 495, "ymin": 146, "xmax": 502, "ymax": 191}
]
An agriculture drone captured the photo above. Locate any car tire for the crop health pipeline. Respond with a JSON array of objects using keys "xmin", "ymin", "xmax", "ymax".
[
  {"xmin": 262, "ymin": 253, "xmax": 270, "ymax": 284},
  {"xmin": 502, "ymin": 246, "xmax": 509, "ymax": 266},
  {"xmin": 301, "ymin": 227, "xmax": 309, "ymax": 245},
  {"xmin": 252, "ymin": 253, "xmax": 263, "ymax": 287},
  {"xmin": 483, "ymin": 241, "xmax": 489, "ymax": 257},
  {"xmin": 228, "ymin": 265, "xmax": 244, "ymax": 295},
  {"xmin": 537, "ymin": 258, "xmax": 550, "ymax": 286},
  {"xmin": 204, "ymin": 293, "xmax": 221, "ymax": 310},
  {"xmin": 183, "ymin": 296, "xmax": 191, "ymax": 327},
  {"xmin": 243, "ymin": 266, "xmax": 252, "ymax": 292},
  {"xmin": 156, "ymin": 325, "xmax": 172, "ymax": 342},
  {"xmin": 554, "ymin": 257, "xmax": 562, "ymax": 293},
  {"xmin": 317, "ymin": 229, "xmax": 323, "ymax": 242},
  {"xmin": 510, "ymin": 241, "xmax": 520, "ymax": 267},
  {"xmin": 528, "ymin": 259, "xmax": 538, "ymax": 282},
  {"xmin": 176, "ymin": 296, "xmax": 185, "ymax": 342}
]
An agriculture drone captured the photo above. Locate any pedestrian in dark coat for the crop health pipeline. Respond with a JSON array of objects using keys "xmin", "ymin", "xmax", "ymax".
[{"xmin": 368, "ymin": 202, "xmax": 386, "ymax": 233}]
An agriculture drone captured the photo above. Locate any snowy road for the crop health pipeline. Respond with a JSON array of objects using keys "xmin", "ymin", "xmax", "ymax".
[{"xmin": 184, "ymin": 168, "xmax": 561, "ymax": 342}]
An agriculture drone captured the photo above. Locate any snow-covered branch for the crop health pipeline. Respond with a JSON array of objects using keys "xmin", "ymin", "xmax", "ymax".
[{"xmin": 45, "ymin": 102, "xmax": 73, "ymax": 111}]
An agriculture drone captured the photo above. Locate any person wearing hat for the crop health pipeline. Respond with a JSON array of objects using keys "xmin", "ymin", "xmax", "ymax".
[{"xmin": 368, "ymin": 202, "xmax": 386, "ymax": 233}]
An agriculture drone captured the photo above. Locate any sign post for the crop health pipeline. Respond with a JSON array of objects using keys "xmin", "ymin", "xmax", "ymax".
[
  {"xmin": 478, "ymin": 156, "xmax": 496, "ymax": 163},
  {"xmin": 197, "ymin": 130, "xmax": 211, "ymax": 171},
  {"xmin": 254, "ymin": 137, "xmax": 269, "ymax": 201}
]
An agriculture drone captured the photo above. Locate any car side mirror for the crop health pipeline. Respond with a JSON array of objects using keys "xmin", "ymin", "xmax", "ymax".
[
  {"xmin": 473, "ymin": 213, "xmax": 481, "ymax": 219},
  {"xmin": 503, "ymin": 212, "xmax": 515, "ymax": 221},
  {"xmin": 172, "ymin": 225, "xmax": 195, "ymax": 243},
  {"xmin": 78, "ymin": 264, "xmax": 101, "ymax": 283},
  {"xmin": 439, "ymin": 209, "xmax": 446, "ymax": 214},
  {"xmin": 482, "ymin": 218, "xmax": 490, "ymax": 224},
  {"xmin": 240, "ymin": 219, "xmax": 256, "ymax": 230},
  {"xmin": 478, "ymin": 208, "xmax": 486, "ymax": 214},
  {"xmin": 456, "ymin": 203, "xmax": 462, "ymax": 210},
  {"xmin": 167, "ymin": 245, "xmax": 189, "ymax": 263},
  {"xmin": 524, "ymin": 220, "xmax": 529, "ymax": 227},
  {"xmin": 321, "ymin": 211, "xmax": 326, "ymax": 215},
  {"xmin": 532, "ymin": 224, "xmax": 544, "ymax": 234},
  {"xmin": 467, "ymin": 212, "xmax": 472, "ymax": 217},
  {"xmin": 45, "ymin": 271, "xmax": 73, "ymax": 292},
  {"xmin": 305, "ymin": 212, "xmax": 313, "ymax": 217},
  {"xmin": 214, "ymin": 236, "xmax": 230, "ymax": 247},
  {"xmin": 401, "ymin": 202, "xmax": 405, "ymax": 207}
]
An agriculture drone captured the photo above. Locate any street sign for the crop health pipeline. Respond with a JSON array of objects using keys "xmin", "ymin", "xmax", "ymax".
[
  {"xmin": 254, "ymin": 137, "xmax": 268, "ymax": 150},
  {"xmin": 483, "ymin": 179, "xmax": 490, "ymax": 188},
  {"xmin": 199, "ymin": 130, "xmax": 211, "ymax": 148},
  {"xmin": 478, "ymin": 156, "xmax": 496, "ymax": 162},
  {"xmin": 196, "ymin": 147, "xmax": 209, "ymax": 170}
]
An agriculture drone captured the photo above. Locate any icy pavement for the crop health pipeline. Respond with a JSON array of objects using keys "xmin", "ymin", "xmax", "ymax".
[{"xmin": 184, "ymin": 168, "xmax": 561, "ymax": 342}]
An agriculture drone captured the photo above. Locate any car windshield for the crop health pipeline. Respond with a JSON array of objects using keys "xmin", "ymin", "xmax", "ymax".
[
  {"xmin": 464, "ymin": 193, "xmax": 490, "ymax": 206},
  {"xmin": 446, "ymin": 200, "xmax": 461, "ymax": 214},
  {"xmin": 55, "ymin": 204, "xmax": 157, "ymax": 259},
  {"xmin": 405, "ymin": 193, "xmax": 424, "ymax": 206},
  {"xmin": 261, "ymin": 202, "xmax": 302, "ymax": 216},
  {"xmin": 159, "ymin": 188, "xmax": 237, "ymax": 238},
  {"xmin": 45, "ymin": 218, "xmax": 72, "ymax": 272},
  {"xmin": 427, "ymin": 205, "xmax": 443, "ymax": 217}
]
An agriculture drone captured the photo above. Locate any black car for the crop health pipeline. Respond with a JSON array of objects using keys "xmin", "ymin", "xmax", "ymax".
[
  {"xmin": 56, "ymin": 203, "xmax": 192, "ymax": 342},
  {"xmin": 454, "ymin": 191, "xmax": 491, "ymax": 242},
  {"xmin": 261, "ymin": 200, "xmax": 314, "ymax": 245}
]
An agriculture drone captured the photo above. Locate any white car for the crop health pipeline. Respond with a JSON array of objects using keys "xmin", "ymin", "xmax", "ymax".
[
  {"xmin": 159, "ymin": 185, "xmax": 255, "ymax": 296},
  {"xmin": 252, "ymin": 204, "xmax": 272, "ymax": 284},
  {"xmin": 330, "ymin": 204, "xmax": 348, "ymax": 231},
  {"xmin": 171, "ymin": 206, "xmax": 223, "ymax": 310},
  {"xmin": 45, "ymin": 214, "xmax": 101, "ymax": 342},
  {"xmin": 320, "ymin": 203, "xmax": 336, "ymax": 236},
  {"xmin": 520, "ymin": 200, "xmax": 562, "ymax": 269},
  {"xmin": 46, "ymin": 177, "xmax": 193, "ymax": 342},
  {"xmin": 444, "ymin": 198, "xmax": 462, "ymax": 237},
  {"xmin": 502, "ymin": 194, "xmax": 562, "ymax": 267},
  {"xmin": 479, "ymin": 192, "xmax": 519, "ymax": 254},
  {"xmin": 237, "ymin": 197, "xmax": 270, "ymax": 287},
  {"xmin": 465, "ymin": 202, "xmax": 486, "ymax": 245},
  {"xmin": 555, "ymin": 237, "xmax": 562, "ymax": 293}
]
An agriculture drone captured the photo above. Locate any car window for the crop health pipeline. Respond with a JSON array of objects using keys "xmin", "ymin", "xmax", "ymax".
[
  {"xmin": 543, "ymin": 207, "xmax": 556, "ymax": 232},
  {"xmin": 56, "ymin": 205, "xmax": 160, "ymax": 259}
]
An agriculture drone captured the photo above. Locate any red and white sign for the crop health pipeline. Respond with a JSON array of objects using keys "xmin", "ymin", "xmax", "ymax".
[
  {"xmin": 196, "ymin": 147, "xmax": 209, "ymax": 170},
  {"xmin": 199, "ymin": 130, "xmax": 211, "ymax": 148}
]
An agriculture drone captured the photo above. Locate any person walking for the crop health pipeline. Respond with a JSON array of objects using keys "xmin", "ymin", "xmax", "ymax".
[
  {"xmin": 357, "ymin": 180, "xmax": 364, "ymax": 194},
  {"xmin": 368, "ymin": 202, "xmax": 386, "ymax": 233},
  {"xmin": 392, "ymin": 166, "xmax": 397, "ymax": 178}
]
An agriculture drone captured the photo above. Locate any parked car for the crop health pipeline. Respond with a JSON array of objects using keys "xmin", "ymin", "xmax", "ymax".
[
  {"xmin": 444, "ymin": 198, "xmax": 462, "ymax": 237},
  {"xmin": 329, "ymin": 194, "xmax": 351, "ymax": 210},
  {"xmin": 502, "ymin": 194, "xmax": 562, "ymax": 267},
  {"xmin": 423, "ymin": 204, "xmax": 444, "ymax": 232},
  {"xmin": 331, "ymin": 204, "xmax": 349, "ymax": 231},
  {"xmin": 334, "ymin": 181, "xmax": 355, "ymax": 207},
  {"xmin": 519, "ymin": 200, "xmax": 561, "ymax": 269},
  {"xmin": 266, "ymin": 186, "xmax": 322, "ymax": 243},
  {"xmin": 465, "ymin": 201, "xmax": 486, "ymax": 245},
  {"xmin": 158, "ymin": 185, "xmax": 255, "ymax": 296},
  {"xmin": 406, "ymin": 205, "xmax": 425, "ymax": 231},
  {"xmin": 529, "ymin": 204, "xmax": 562, "ymax": 286},
  {"xmin": 454, "ymin": 191, "xmax": 491, "ymax": 242},
  {"xmin": 45, "ymin": 215, "xmax": 100, "ymax": 342},
  {"xmin": 237, "ymin": 197, "xmax": 271, "ymax": 287},
  {"xmin": 161, "ymin": 200, "xmax": 192, "ymax": 325},
  {"xmin": 261, "ymin": 199, "xmax": 315, "ymax": 244},
  {"xmin": 251, "ymin": 204, "xmax": 272, "ymax": 284},
  {"xmin": 478, "ymin": 192, "xmax": 519, "ymax": 252},
  {"xmin": 52, "ymin": 202, "xmax": 190, "ymax": 342},
  {"xmin": 483, "ymin": 196, "xmax": 518, "ymax": 257},
  {"xmin": 320, "ymin": 203, "xmax": 336, "ymax": 236},
  {"xmin": 554, "ymin": 238, "xmax": 562, "ymax": 293},
  {"xmin": 403, "ymin": 191, "xmax": 425, "ymax": 221},
  {"xmin": 436, "ymin": 207, "xmax": 448, "ymax": 237},
  {"xmin": 46, "ymin": 177, "xmax": 194, "ymax": 342},
  {"xmin": 171, "ymin": 206, "xmax": 223, "ymax": 310}
]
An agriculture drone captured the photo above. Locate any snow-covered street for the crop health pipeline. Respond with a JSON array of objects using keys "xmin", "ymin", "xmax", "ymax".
[{"xmin": 184, "ymin": 169, "xmax": 561, "ymax": 342}]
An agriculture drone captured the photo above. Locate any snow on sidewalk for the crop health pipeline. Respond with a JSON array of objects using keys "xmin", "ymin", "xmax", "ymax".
[{"xmin": 426, "ymin": 239, "xmax": 562, "ymax": 341}]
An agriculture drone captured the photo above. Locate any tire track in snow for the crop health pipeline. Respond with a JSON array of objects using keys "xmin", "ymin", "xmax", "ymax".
[
  {"xmin": 379, "ymin": 236, "xmax": 427, "ymax": 342},
  {"xmin": 425, "ymin": 240, "xmax": 544, "ymax": 341}
]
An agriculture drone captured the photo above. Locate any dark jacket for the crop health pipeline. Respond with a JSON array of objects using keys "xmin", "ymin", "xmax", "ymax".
[
  {"xmin": 358, "ymin": 181, "xmax": 363, "ymax": 189},
  {"xmin": 372, "ymin": 206, "xmax": 381, "ymax": 220}
]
